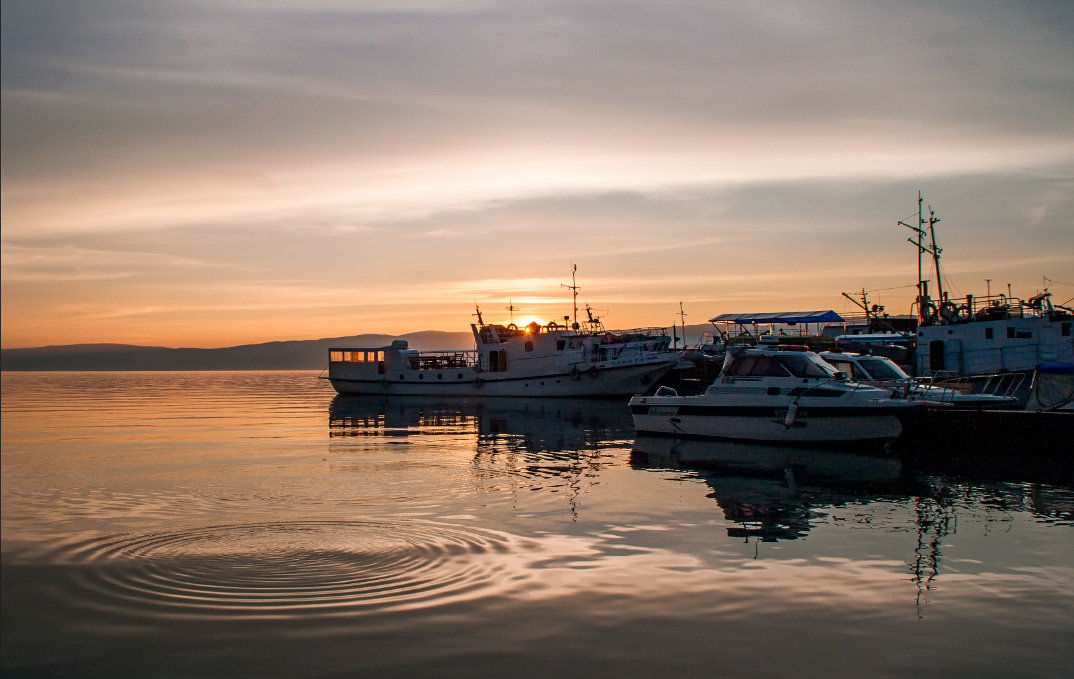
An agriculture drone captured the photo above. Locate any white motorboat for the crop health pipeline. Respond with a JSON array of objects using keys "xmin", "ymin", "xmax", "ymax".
[
  {"xmin": 629, "ymin": 345, "xmax": 915, "ymax": 444},
  {"xmin": 818, "ymin": 350, "xmax": 1017, "ymax": 409}
]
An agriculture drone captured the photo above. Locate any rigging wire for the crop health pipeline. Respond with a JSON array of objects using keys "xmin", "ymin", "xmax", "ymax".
[{"xmin": 865, "ymin": 284, "xmax": 918, "ymax": 293}]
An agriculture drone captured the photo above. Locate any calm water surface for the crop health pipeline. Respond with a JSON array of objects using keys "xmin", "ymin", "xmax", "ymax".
[{"xmin": 2, "ymin": 371, "xmax": 1072, "ymax": 678}]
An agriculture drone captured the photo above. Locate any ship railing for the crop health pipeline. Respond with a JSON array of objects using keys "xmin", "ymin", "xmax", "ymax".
[
  {"xmin": 921, "ymin": 370, "xmax": 1029, "ymax": 400},
  {"xmin": 925, "ymin": 292, "xmax": 1044, "ymax": 324},
  {"xmin": 408, "ymin": 350, "xmax": 479, "ymax": 370}
]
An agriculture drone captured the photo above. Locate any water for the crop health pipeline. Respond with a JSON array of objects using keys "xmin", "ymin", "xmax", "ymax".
[{"xmin": 2, "ymin": 371, "xmax": 1072, "ymax": 678}]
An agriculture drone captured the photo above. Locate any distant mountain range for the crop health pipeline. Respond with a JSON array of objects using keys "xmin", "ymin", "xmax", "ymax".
[
  {"xmin": 0, "ymin": 331, "xmax": 476, "ymax": 371},
  {"xmin": 1, "ymin": 324, "xmax": 723, "ymax": 371}
]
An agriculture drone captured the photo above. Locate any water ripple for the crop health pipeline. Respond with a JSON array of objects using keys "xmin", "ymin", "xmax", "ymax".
[{"xmin": 36, "ymin": 519, "xmax": 520, "ymax": 619}]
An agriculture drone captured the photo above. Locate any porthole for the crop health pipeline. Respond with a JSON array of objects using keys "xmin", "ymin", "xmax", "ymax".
[
  {"xmin": 418, "ymin": 374, "xmax": 424, "ymax": 380},
  {"xmin": 437, "ymin": 374, "xmax": 443, "ymax": 380},
  {"xmin": 399, "ymin": 374, "xmax": 406, "ymax": 380},
  {"xmin": 457, "ymin": 373, "xmax": 463, "ymax": 379}
]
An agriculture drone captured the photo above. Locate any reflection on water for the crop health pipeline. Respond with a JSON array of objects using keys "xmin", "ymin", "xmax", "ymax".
[
  {"xmin": 3, "ymin": 372, "xmax": 1074, "ymax": 678},
  {"xmin": 631, "ymin": 436, "xmax": 908, "ymax": 543}
]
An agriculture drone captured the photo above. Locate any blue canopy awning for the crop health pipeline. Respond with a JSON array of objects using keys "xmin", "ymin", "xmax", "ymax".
[{"xmin": 709, "ymin": 310, "xmax": 845, "ymax": 325}]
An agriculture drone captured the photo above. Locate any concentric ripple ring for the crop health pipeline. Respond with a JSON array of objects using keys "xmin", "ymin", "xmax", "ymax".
[{"xmin": 44, "ymin": 519, "xmax": 522, "ymax": 619}]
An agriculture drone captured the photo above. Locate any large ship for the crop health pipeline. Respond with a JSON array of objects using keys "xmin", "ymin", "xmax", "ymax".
[{"xmin": 901, "ymin": 193, "xmax": 1073, "ymax": 403}]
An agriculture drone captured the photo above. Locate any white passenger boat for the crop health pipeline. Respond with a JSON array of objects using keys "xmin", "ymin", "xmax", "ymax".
[
  {"xmin": 818, "ymin": 350, "xmax": 1017, "ymax": 409},
  {"xmin": 328, "ymin": 270, "xmax": 679, "ymax": 398},
  {"xmin": 629, "ymin": 346, "xmax": 915, "ymax": 444}
]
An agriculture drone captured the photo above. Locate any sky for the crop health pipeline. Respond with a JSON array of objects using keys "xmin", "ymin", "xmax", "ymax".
[{"xmin": 3, "ymin": 0, "xmax": 1073, "ymax": 348}]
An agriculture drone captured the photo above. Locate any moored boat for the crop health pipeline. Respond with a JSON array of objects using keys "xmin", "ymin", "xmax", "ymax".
[
  {"xmin": 899, "ymin": 193, "xmax": 1073, "ymax": 403},
  {"xmin": 327, "ymin": 267, "xmax": 678, "ymax": 398},
  {"xmin": 328, "ymin": 321, "xmax": 677, "ymax": 398},
  {"xmin": 818, "ymin": 350, "xmax": 1017, "ymax": 409},
  {"xmin": 629, "ymin": 345, "xmax": 916, "ymax": 445}
]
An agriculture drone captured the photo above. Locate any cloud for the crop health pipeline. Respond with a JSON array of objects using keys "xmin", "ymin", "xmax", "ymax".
[
  {"xmin": 3, "ymin": 1, "xmax": 1073, "ymax": 346},
  {"xmin": 0, "ymin": 242, "xmax": 214, "ymax": 282}
]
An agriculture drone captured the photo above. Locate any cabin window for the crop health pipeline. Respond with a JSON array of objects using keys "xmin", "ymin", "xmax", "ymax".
[
  {"xmin": 774, "ymin": 354, "xmax": 833, "ymax": 378},
  {"xmin": 525, "ymin": 341, "xmax": 534, "ymax": 352},
  {"xmin": 1063, "ymin": 322, "xmax": 1071, "ymax": 337},
  {"xmin": 330, "ymin": 350, "xmax": 369, "ymax": 362},
  {"xmin": 1007, "ymin": 327, "xmax": 1015, "ymax": 338},
  {"xmin": 985, "ymin": 327, "xmax": 994, "ymax": 340},
  {"xmin": 556, "ymin": 340, "xmax": 566, "ymax": 351},
  {"xmin": 857, "ymin": 357, "xmax": 906, "ymax": 380},
  {"xmin": 725, "ymin": 356, "xmax": 788, "ymax": 377}
]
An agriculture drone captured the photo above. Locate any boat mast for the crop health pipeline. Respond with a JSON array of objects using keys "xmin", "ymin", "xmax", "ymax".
[
  {"xmin": 679, "ymin": 301, "xmax": 687, "ymax": 349},
  {"xmin": 900, "ymin": 192, "xmax": 945, "ymax": 322},
  {"xmin": 841, "ymin": 289, "xmax": 872, "ymax": 326},
  {"xmin": 505, "ymin": 300, "xmax": 518, "ymax": 324},
  {"xmin": 561, "ymin": 263, "xmax": 580, "ymax": 330},
  {"xmin": 926, "ymin": 203, "xmax": 944, "ymax": 304}
]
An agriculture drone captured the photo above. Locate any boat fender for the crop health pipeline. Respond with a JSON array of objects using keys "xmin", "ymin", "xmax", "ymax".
[
  {"xmin": 569, "ymin": 365, "xmax": 580, "ymax": 379},
  {"xmin": 783, "ymin": 404, "xmax": 798, "ymax": 427},
  {"xmin": 472, "ymin": 377, "xmax": 484, "ymax": 388}
]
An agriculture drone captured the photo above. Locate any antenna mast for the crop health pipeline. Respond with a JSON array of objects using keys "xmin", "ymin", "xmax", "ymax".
[
  {"xmin": 561, "ymin": 263, "xmax": 580, "ymax": 330},
  {"xmin": 679, "ymin": 301, "xmax": 687, "ymax": 349},
  {"xmin": 900, "ymin": 192, "xmax": 943, "ymax": 322},
  {"xmin": 505, "ymin": 300, "xmax": 518, "ymax": 323},
  {"xmin": 926, "ymin": 203, "xmax": 944, "ymax": 304}
]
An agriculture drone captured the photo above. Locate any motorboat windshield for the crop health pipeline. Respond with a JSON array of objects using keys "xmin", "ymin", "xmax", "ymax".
[
  {"xmin": 723, "ymin": 350, "xmax": 838, "ymax": 379},
  {"xmin": 855, "ymin": 356, "xmax": 909, "ymax": 380}
]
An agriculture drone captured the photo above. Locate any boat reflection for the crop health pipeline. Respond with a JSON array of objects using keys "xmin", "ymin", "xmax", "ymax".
[
  {"xmin": 631, "ymin": 436, "xmax": 909, "ymax": 542},
  {"xmin": 329, "ymin": 394, "xmax": 634, "ymax": 452},
  {"xmin": 328, "ymin": 395, "xmax": 636, "ymax": 519}
]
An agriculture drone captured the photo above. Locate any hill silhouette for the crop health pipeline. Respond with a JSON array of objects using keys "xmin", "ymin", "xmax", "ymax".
[{"xmin": 0, "ymin": 331, "xmax": 476, "ymax": 371}]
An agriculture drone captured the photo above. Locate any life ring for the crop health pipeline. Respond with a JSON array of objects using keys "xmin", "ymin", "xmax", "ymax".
[
  {"xmin": 546, "ymin": 321, "xmax": 560, "ymax": 331},
  {"xmin": 507, "ymin": 323, "xmax": 518, "ymax": 332},
  {"xmin": 940, "ymin": 301, "xmax": 959, "ymax": 322},
  {"xmin": 923, "ymin": 302, "xmax": 939, "ymax": 323}
]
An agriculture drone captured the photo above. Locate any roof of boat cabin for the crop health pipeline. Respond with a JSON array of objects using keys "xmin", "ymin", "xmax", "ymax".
[{"xmin": 709, "ymin": 310, "xmax": 844, "ymax": 324}]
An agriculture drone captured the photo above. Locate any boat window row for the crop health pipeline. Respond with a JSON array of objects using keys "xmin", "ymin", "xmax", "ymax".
[{"xmin": 330, "ymin": 350, "xmax": 383, "ymax": 363}]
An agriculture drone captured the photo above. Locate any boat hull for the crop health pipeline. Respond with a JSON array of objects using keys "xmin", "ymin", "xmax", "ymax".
[
  {"xmin": 329, "ymin": 361, "xmax": 673, "ymax": 398},
  {"xmin": 629, "ymin": 402, "xmax": 905, "ymax": 444}
]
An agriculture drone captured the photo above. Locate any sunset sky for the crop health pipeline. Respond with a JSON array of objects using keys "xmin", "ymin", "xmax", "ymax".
[{"xmin": 3, "ymin": 0, "xmax": 1073, "ymax": 348}]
